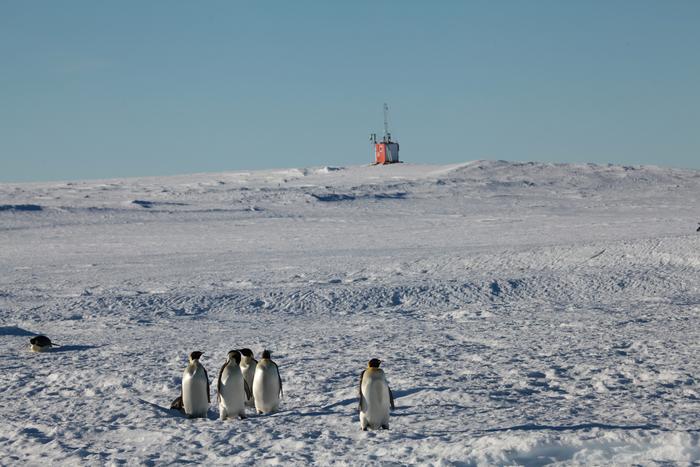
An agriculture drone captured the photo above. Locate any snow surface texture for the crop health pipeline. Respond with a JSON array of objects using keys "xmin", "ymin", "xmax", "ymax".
[{"xmin": 1, "ymin": 160, "xmax": 699, "ymax": 465}]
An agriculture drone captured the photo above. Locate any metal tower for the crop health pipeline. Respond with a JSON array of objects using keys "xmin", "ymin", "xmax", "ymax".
[{"xmin": 383, "ymin": 103, "xmax": 392, "ymax": 143}]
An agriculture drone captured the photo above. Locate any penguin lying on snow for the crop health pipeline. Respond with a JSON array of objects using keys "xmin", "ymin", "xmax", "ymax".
[
  {"xmin": 239, "ymin": 348, "xmax": 257, "ymax": 407},
  {"xmin": 217, "ymin": 350, "xmax": 252, "ymax": 420},
  {"xmin": 359, "ymin": 358, "xmax": 395, "ymax": 430},
  {"xmin": 181, "ymin": 351, "xmax": 210, "ymax": 418},
  {"xmin": 29, "ymin": 335, "xmax": 59, "ymax": 352},
  {"xmin": 170, "ymin": 395, "xmax": 185, "ymax": 413},
  {"xmin": 253, "ymin": 350, "xmax": 283, "ymax": 414}
]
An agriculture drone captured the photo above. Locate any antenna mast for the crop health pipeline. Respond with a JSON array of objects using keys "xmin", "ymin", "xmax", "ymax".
[{"xmin": 383, "ymin": 103, "xmax": 391, "ymax": 142}]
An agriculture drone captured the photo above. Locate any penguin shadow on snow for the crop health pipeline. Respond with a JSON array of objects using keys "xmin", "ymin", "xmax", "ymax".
[
  {"xmin": 373, "ymin": 386, "xmax": 451, "ymax": 417},
  {"xmin": 0, "ymin": 326, "xmax": 35, "ymax": 336},
  {"xmin": 260, "ymin": 394, "xmax": 381, "ymax": 419},
  {"xmin": 280, "ymin": 385, "xmax": 436, "ymax": 422},
  {"xmin": 137, "ymin": 398, "xmax": 179, "ymax": 417},
  {"xmin": 319, "ymin": 396, "xmax": 359, "ymax": 412},
  {"xmin": 391, "ymin": 386, "xmax": 450, "ymax": 399},
  {"xmin": 45, "ymin": 344, "xmax": 101, "ymax": 353},
  {"xmin": 137, "ymin": 397, "xmax": 221, "ymax": 421},
  {"xmin": 281, "ymin": 383, "xmax": 447, "ymax": 420}
]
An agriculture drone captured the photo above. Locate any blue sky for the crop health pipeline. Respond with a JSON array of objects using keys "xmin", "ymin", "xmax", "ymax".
[{"xmin": 1, "ymin": 1, "xmax": 699, "ymax": 182}]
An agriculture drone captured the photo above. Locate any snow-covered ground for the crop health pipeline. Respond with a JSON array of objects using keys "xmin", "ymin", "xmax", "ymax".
[{"xmin": 1, "ymin": 160, "xmax": 699, "ymax": 465}]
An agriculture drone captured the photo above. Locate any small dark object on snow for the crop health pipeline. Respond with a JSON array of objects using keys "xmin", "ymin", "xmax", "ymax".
[
  {"xmin": 170, "ymin": 395, "xmax": 185, "ymax": 413},
  {"xmin": 29, "ymin": 335, "xmax": 58, "ymax": 352}
]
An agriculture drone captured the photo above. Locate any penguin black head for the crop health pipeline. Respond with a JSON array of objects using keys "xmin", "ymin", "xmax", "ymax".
[
  {"xmin": 239, "ymin": 348, "xmax": 254, "ymax": 358},
  {"xmin": 189, "ymin": 351, "xmax": 204, "ymax": 362},
  {"xmin": 261, "ymin": 349, "xmax": 272, "ymax": 360},
  {"xmin": 227, "ymin": 350, "xmax": 242, "ymax": 364},
  {"xmin": 30, "ymin": 335, "xmax": 52, "ymax": 347},
  {"xmin": 368, "ymin": 358, "xmax": 382, "ymax": 368}
]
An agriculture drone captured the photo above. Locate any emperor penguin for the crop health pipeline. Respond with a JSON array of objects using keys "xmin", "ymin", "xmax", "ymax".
[
  {"xmin": 29, "ymin": 335, "xmax": 58, "ymax": 352},
  {"xmin": 252, "ymin": 349, "xmax": 283, "ymax": 414},
  {"xmin": 217, "ymin": 350, "xmax": 252, "ymax": 420},
  {"xmin": 238, "ymin": 348, "xmax": 257, "ymax": 407},
  {"xmin": 170, "ymin": 395, "xmax": 185, "ymax": 414},
  {"xmin": 358, "ymin": 358, "xmax": 395, "ymax": 430},
  {"xmin": 181, "ymin": 351, "xmax": 210, "ymax": 418}
]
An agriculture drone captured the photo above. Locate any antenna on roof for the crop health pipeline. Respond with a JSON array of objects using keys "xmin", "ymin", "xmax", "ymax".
[{"xmin": 383, "ymin": 103, "xmax": 391, "ymax": 143}]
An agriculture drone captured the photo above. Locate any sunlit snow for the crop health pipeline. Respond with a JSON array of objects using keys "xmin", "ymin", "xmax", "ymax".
[{"xmin": 1, "ymin": 160, "xmax": 699, "ymax": 464}]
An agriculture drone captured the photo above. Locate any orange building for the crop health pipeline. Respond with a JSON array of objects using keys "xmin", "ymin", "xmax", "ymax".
[
  {"xmin": 370, "ymin": 103, "xmax": 400, "ymax": 165},
  {"xmin": 375, "ymin": 141, "xmax": 400, "ymax": 164}
]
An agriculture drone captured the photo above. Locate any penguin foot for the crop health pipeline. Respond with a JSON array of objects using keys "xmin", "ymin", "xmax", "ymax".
[
  {"xmin": 361, "ymin": 426, "xmax": 368, "ymax": 431},
  {"xmin": 257, "ymin": 410, "xmax": 263, "ymax": 415},
  {"xmin": 238, "ymin": 414, "xmax": 247, "ymax": 420},
  {"xmin": 381, "ymin": 424, "xmax": 390, "ymax": 430}
]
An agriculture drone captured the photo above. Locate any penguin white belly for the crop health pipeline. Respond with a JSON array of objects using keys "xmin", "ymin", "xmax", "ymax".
[
  {"xmin": 240, "ymin": 361, "xmax": 257, "ymax": 407},
  {"xmin": 30, "ymin": 344, "xmax": 48, "ymax": 352},
  {"xmin": 219, "ymin": 365, "xmax": 246, "ymax": 419},
  {"xmin": 182, "ymin": 366, "xmax": 208, "ymax": 418},
  {"xmin": 253, "ymin": 363, "xmax": 280, "ymax": 413},
  {"xmin": 360, "ymin": 373, "xmax": 390, "ymax": 429}
]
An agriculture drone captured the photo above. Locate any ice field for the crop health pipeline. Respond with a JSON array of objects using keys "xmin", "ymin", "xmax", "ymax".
[{"xmin": 1, "ymin": 160, "xmax": 699, "ymax": 465}]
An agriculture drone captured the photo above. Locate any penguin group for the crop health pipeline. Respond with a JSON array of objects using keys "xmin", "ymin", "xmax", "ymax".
[
  {"xmin": 171, "ymin": 349, "xmax": 394, "ymax": 430},
  {"xmin": 29, "ymin": 336, "xmax": 395, "ymax": 430},
  {"xmin": 173, "ymin": 349, "xmax": 283, "ymax": 420}
]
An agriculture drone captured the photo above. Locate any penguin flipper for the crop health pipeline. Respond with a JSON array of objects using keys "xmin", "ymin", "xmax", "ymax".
[
  {"xmin": 358, "ymin": 370, "xmax": 366, "ymax": 411},
  {"xmin": 244, "ymin": 379, "xmax": 252, "ymax": 400},
  {"xmin": 272, "ymin": 361, "xmax": 283, "ymax": 398},
  {"xmin": 217, "ymin": 362, "xmax": 227, "ymax": 404},
  {"xmin": 203, "ymin": 365, "xmax": 211, "ymax": 403},
  {"xmin": 389, "ymin": 386, "xmax": 395, "ymax": 410}
]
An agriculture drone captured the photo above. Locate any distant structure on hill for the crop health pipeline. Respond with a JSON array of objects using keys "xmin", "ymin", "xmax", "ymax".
[{"xmin": 370, "ymin": 103, "xmax": 400, "ymax": 165}]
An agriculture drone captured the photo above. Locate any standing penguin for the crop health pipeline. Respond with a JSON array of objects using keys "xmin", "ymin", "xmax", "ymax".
[
  {"xmin": 217, "ymin": 350, "xmax": 252, "ymax": 420},
  {"xmin": 181, "ymin": 351, "xmax": 210, "ymax": 418},
  {"xmin": 358, "ymin": 358, "xmax": 395, "ymax": 430},
  {"xmin": 239, "ymin": 348, "xmax": 257, "ymax": 407},
  {"xmin": 252, "ymin": 349, "xmax": 283, "ymax": 414}
]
